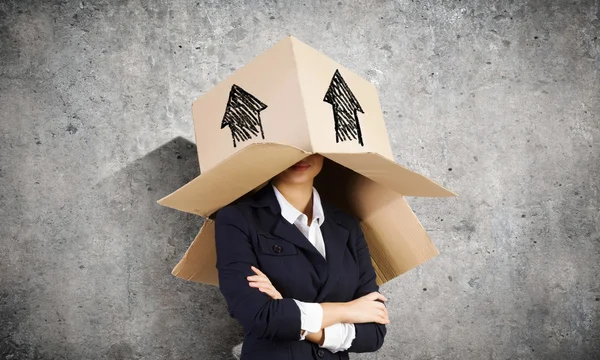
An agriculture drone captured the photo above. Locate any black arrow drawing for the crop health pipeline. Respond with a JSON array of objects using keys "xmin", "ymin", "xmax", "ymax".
[
  {"xmin": 323, "ymin": 69, "xmax": 365, "ymax": 146},
  {"xmin": 220, "ymin": 84, "xmax": 268, "ymax": 148}
]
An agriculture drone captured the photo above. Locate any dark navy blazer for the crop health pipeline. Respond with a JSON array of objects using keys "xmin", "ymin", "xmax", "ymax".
[{"xmin": 215, "ymin": 183, "xmax": 386, "ymax": 360}]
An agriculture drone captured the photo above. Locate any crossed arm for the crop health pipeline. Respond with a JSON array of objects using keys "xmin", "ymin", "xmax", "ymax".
[
  {"xmin": 248, "ymin": 266, "xmax": 388, "ymax": 348},
  {"xmin": 215, "ymin": 205, "xmax": 388, "ymax": 352}
]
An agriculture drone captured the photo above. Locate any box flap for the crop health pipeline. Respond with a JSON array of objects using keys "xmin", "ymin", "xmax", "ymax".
[
  {"xmin": 314, "ymin": 159, "xmax": 441, "ymax": 285},
  {"xmin": 157, "ymin": 143, "xmax": 308, "ymax": 217},
  {"xmin": 321, "ymin": 152, "xmax": 456, "ymax": 197},
  {"xmin": 171, "ymin": 220, "xmax": 219, "ymax": 285},
  {"xmin": 358, "ymin": 196, "xmax": 440, "ymax": 284},
  {"xmin": 173, "ymin": 160, "xmax": 442, "ymax": 287}
]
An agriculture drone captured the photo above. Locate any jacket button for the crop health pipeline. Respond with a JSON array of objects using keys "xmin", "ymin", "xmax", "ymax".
[
  {"xmin": 317, "ymin": 349, "xmax": 325, "ymax": 357},
  {"xmin": 272, "ymin": 245, "xmax": 282, "ymax": 253}
]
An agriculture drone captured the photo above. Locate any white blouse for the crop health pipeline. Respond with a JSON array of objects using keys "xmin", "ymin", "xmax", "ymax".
[{"xmin": 271, "ymin": 184, "xmax": 356, "ymax": 353}]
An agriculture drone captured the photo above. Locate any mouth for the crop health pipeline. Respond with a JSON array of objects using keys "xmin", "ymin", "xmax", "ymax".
[{"xmin": 291, "ymin": 162, "xmax": 311, "ymax": 171}]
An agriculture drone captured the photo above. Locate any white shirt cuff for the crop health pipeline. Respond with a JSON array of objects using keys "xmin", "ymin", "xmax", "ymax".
[
  {"xmin": 293, "ymin": 300, "xmax": 323, "ymax": 340},
  {"xmin": 320, "ymin": 323, "xmax": 356, "ymax": 352}
]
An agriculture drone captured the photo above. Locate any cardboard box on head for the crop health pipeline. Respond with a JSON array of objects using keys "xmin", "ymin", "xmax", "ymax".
[{"xmin": 157, "ymin": 35, "xmax": 456, "ymax": 286}]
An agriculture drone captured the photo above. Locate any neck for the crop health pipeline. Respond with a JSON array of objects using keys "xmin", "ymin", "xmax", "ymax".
[{"xmin": 272, "ymin": 180, "xmax": 314, "ymax": 221}]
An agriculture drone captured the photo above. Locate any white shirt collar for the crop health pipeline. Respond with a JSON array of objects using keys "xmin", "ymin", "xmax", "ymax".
[{"xmin": 271, "ymin": 183, "xmax": 325, "ymax": 226}]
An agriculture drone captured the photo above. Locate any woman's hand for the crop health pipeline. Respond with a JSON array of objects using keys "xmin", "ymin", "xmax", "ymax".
[
  {"xmin": 247, "ymin": 266, "xmax": 283, "ymax": 300},
  {"xmin": 342, "ymin": 292, "xmax": 389, "ymax": 325}
]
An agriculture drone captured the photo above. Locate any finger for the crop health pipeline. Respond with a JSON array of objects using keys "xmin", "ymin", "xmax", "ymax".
[
  {"xmin": 262, "ymin": 289, "xmax": 282, "ymax": 300},
  {"xmin": 375, "ymin": 292, "xmax": 388, "ymax": 302},
  {"xmin": 251, "ymin": 266, "xmax": 265, "ymax": 276},
  {"xmin": 367, "ymin": 292, "xmax": 387, "ymax": 302},
  {"xmin": 247, "ymin": 275, "xmax": 272, "ymax": 286},
  {"xmin": 377, "ymin": 313, "xmax": 390, "ymax": 324},
  {"xmin": 259, "ymin": 283, "xmax": 282, "ymax": 299},
  {"xmin": 249, "ymin": 280, "xmax": 272, "ymax": 289},
  {"xmin": 259, "ymin": 275, "xmax": 272, "ymax": 285},
  {"xmin": 363, "ymin": 292, "xmax": 377, "ymax": 300},
  {"xmin": 374, "ymin": 308, "xmax": 388, "ymax": 321},
  {"xmin": 382, "ymin": 311, "xmax": 389, "ymax": 320},
  {"xmin": 258, "ymin": 287, "xmax": 277, "ymax": 298},
  {"xmin": 248, "ymin": 270, "xmax": 272, "ymax": 284},
  {"xmin": 258, "ymin": 287, "xmax": 276, "ymax": 298},
  {"xmin": 250, "ymin": 282, "xmax": 276, "ymax": 297},
  {"xmin": 376, "ymin": 303, "xmax": 388, "ymax": 316},
  {"xmin": 257, "ymin": 285, "xmax": 281, "ymax": 300},
  {"xmin": 251, "ymin": 281, "xmax": 279, "ymax": 297}
]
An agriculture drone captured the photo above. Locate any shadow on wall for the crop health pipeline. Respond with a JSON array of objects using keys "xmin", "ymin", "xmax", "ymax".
[
  {"xmin": 0, "ymin": 136, "xmax": 243, "ymax": 360},
  {"xmin": 96, "ymin": 136, "xmax": 243, "ymax": 360},
  {"xmin": 0, "ymin": 281, "xmax": 68, "ymax": 360}
]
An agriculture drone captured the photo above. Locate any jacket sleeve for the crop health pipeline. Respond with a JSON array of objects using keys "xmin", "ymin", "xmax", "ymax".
[
  {"xmin": 215, "ymin": 205, "xmax": 302, "ymax": 342},
  {"xmin": 347, "ymin": 217, "xmax": 387, "ymax": 353}
]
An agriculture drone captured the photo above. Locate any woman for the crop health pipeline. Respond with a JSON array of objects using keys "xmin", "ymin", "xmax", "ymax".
[{"xmin": 215, "ymin": 154, "xmax": 389, "ymax": 360}]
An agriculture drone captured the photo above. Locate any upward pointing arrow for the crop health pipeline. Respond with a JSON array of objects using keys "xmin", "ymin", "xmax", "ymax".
[
  {"xmin": 323, "ymin": 69, "xmax": 365, "ymax": 146},
  {"xmin": 221, "ymin": 84, "xmax": 268, "ymax": 148}
]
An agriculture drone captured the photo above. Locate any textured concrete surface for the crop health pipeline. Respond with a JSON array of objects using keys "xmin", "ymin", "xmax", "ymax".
[{"xmin": 1, "ymin": 0, "xmax": 598, "ymax": 359}]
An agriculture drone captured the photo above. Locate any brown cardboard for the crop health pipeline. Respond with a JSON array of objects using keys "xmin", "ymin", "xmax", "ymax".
[
  {"xmin": 158, "ymin": 35, "xmax": 456, "ymax": 286},
  {"xmin": 314, "ymin": 159, "xmax": 442, "ymax": 285}
]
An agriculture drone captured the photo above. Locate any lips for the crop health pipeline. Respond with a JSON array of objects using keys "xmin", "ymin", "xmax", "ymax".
[{"xmin": 291, "ymin": 162, "xmax": 310, "ymax": 171}]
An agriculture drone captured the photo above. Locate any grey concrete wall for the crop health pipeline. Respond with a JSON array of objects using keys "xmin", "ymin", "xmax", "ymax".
[{"xmin": 1, "ymin": 0, "xmax": 598, "ymax": 359}]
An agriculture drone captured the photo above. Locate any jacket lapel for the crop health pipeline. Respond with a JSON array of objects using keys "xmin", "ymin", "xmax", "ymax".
[
  {"xmin": 315, "ymin": 204, "xmax": 349, "ymax": 302},
  {"xmin": 272, "ymin": 217, "xmax": 329, "ymax": 281},
  {"xmin": 246, "ymin": 183, "xmax": 351, "ymax": 296},
  {"xmin": 248, "ymin": 184, "xmax": 329, "ymax": 280}
]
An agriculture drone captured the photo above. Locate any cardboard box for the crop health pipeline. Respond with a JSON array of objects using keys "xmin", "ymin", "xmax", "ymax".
[{"xmin": 157, "ymin": 36, "xmax": 456, "ymax": 286}]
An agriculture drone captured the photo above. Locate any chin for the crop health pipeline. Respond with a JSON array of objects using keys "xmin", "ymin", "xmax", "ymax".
[
  {"xmin": 282, "ymin": 172, "xmax": 315, "ymax": 184},
  {"xmin": 276, "ymin": 168, "xmax": 321, "ymax": 185}
]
